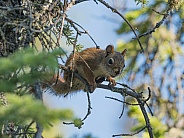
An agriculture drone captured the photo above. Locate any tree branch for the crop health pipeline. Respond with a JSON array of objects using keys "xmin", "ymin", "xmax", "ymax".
[
  {"xmin": 97, "ymin": 84, "xmax": 154, "ymax": 138},
  {"xmin": 58, "ymin": 64, "xmax": 154, "ymax": 138},
  {"xmin": 112, "ymin": 126, "xmax": 147, "ymax": 137},
  {"xmin": 66, "ymin": 17, "xmax": 100, "ymax": 49},
  {"xmin": 97, "ymin": 0, "xmax": 144, "ymax": 52},
  {"xmin": 34, "ymin": 123, "xmax": 43, "ymax": 138},
  {"xmin": 137, "ymin": 9, "xmax": 170, "ymax": 38},
  {"xmin": 33, "ymin": 82, "xmax": 43, "ymax": 138}
]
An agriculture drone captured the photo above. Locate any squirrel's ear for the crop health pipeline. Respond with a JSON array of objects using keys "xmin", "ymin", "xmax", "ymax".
[
  {"xmin": 105, "ymin": 45, "xmax": 114, "ymax": 57},
  {"xmin": 121, "ymin": 49, "xmax": 127, "ymax": 56}
]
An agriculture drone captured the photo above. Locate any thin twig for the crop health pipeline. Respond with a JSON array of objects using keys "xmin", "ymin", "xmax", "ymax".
[
  {"xmin": 59, "ymin": 64, "xmax": 91, "ymax": 92},
  {"xmin": 152, "ymin": 8, "xmax": 165, "ymax": 15},
  {"xmin": 34, "ymin": 82, "xmax": 43, "ymax": 138},
  {"xmin": 119, "ymin": 95, "xmax": 125, "ymax": 118},
  {"xmin": 105, "ymin": 96, "xmax": 139, "ymax": 106},
  {"xmin": 53, "ymin": 64, "xmax": 154, "ymax": 137},
  {"xmin": 63, "ymin": 92, "xmax": 92, "ymax": 126},
  {"xmin": 97, "ymin": 83, "xmax": 138, "ymax": 98},
  {"xmin": 64, "ymin": 32, "xmax": 79, "ymax": 97},
  {"xmin": 105, "ymin": 96, "xmax": 139, "ymax": 119},
  {"xmin": 58, "ymin": 0, "xmax": 67, "ymax": 43},
  {"xmin": 143, "ymin": 87, "xmax": 154, "ymax": 116},
  {"xmin": 144, "ymin": 87, "xmax": 151, "ymax": 102},
  {"xmin": 117, "ymin": 82, "xmax": 136, "ymax": 93},
  {"xmin": 97, "ymin": 83, "xmax": 154, "ymax": 138},
  {"xmin": 137, "ymin": 9, "xmax": 170, "ymax": 38},
  {"xmin": 145, "ymin": 102, "xmax": 154, "ymax": 116},
  {"xmin": 82, "ymin": 92, "xmax": 92, "ymax": 121},
  {"xmin": 97, "ymin": 0, "xmax": 144, "ymax": 52},
  {"xmin": 24, "ymin": 120, "xmax": 35, "ymax": 137},
  {"xmin": 66, "ymin": 17, "xmax": 100, "ymax": 48},
  {"xmin": 112, "ymin": 126, "xmax": 147, "ymax": 137}
]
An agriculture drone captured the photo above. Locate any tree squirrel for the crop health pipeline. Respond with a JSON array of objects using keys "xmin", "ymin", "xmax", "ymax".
[{"xmin": 51, "ymin": 45, "xmax": 126, "ymax": 94}]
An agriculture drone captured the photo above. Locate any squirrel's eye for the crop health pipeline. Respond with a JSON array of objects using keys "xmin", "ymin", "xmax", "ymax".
[{"xmin": 108, "ymin": 58, "xmax": 114, "ymax": 65}]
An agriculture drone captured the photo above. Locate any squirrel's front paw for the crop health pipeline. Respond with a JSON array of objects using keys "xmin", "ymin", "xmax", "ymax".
[{"xmin": 107, "ymin": 76, "xmax": 116, "ymax": 87}]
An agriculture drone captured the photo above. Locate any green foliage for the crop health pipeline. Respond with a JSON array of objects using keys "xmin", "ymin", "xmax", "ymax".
[
  {"xmin": 0, "ymin": 48, "xmax": 73, "ymax": 136},
  {"xmin": 117, "ymin": 0, "xmax": 184, "ymax": 137},
  {"xmin": 117, "ymin": 8, "xmax": 149, "ymax": 34},
  {"xmin": 63, "ymin": 23, "xmax": 76, "ymax": 46},
  {"xmin": 73, "ymin": 118, "xmax": 84, "ymax": 129},
  {"xmin": 128, "ymin": 106, "xmax": 167, "ymax": 138},
  {"xmin": 0, "ymin": 94, "xmax": 73, "ymax": 127},
  {"xmin": 0, "ymin": 48, "xmax": 63, "ymax": 92},
  {"xmin": 63, "ymin": 23, "xmax": 84, "ymax": 51}
]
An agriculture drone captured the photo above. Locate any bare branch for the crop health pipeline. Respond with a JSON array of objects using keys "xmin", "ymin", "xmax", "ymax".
[
  {"xmin": 152, "ymin": 8, "xmax": 165, "ymax": 15},
  {"xmin": 59, "ymin": 64, "xmax": 91, "ymax": 92},
  {"xmin": 105, "ymin": 96, "xmax": 139, "ymax": 106},
  {"xmin": 58, "ymin": 0, "xmax": 67, "ymax": 43},
  {"xmin": 34, "ymin": 123, "xmax": 43, "ymax": 138},
  {"xmin": 61, "ymin": 63, "xmax": 93, "ymax": 126},
  {"xmin": 24, "ymin": 120, "xmax": 35, "ymax": 136},
  {"xmin": 105, "ymin": 95, "xmax": 138, "ymax": 119},
  {"xmin": 58, "ymin": 64, "xmax": 154, "ymax": 137},
  {"xmin": 119, "ymin": 95, "xmax": 125, "ymax": 119},
  {"xmin": 82, "ymin": 92, "xmax": 92, "ymax": 121},
  {"xmin": 112, "ymin": 126, "xmax": 147, "ymax": 137},
  {"xmin": 33, "ymin": 82, "xmax": 43, "ymax": 138},
  {"xmin": 97, "ymin": 0, "xmax": 144, "ymax": 52},
  {"xmin": 66, "ymin": 17, "xmax": 100, "ymax": 49},
  {"xmin": 63, "ymin": 92, "xmax": 92, "ymax": 127},
  {"xmin": 136, "ymin": 9, "xmax": 170, "ymax": 38},
  {"xmin": 97, "ymin": 83, "xmax": 154, "ymax": 138}
]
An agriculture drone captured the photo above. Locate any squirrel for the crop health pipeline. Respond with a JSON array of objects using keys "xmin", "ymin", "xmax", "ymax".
[{"xmin": 50, "ymin": 45, "xmax": 126, "ymax": 94}]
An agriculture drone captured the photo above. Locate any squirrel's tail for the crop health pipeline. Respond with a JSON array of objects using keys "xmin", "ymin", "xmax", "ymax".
[
  {"xmin": 46, "ymin": 75, "xmax": 84, "ymax": 95},
  {"xmin": 47, "ymin": 76, "xmax": 70, "ymax": 95}
]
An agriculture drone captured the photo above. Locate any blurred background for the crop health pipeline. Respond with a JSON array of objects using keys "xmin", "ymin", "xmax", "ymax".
[{"xmin": 0, "ymin": 0, "xmax": 183, "ymax": 138}]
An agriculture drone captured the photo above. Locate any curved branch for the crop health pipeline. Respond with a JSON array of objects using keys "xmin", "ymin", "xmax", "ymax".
[
  {"xmin": 59, "ymin": 64, "xmax": 153, "ymax": 138},
  {"xmin": 97, "ymin": 84, "xmax": 154, "ymax": 138},
  {"xmin": 66, "ymin": 17, "xmax": 100, "ymax": 49},
  {"xmin": 97, "ymin": 0, "xmax": 144, "ymax": 52},
  {"xmin": 112, "ymin": 126, "xmax": 147, "ymax": 137},
  {"xmin": 137, "ymin": 9, "xmax": 170, "ymax": 38}
]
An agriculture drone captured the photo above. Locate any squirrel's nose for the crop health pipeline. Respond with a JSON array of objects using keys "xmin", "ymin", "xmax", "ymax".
[
  {"xmin": 114, "ymin": 68, "xmax": 121, "ymax": 75},
  {"xmin": 115, "ymin": 70, "xmax": 120, "ymax": 75}
]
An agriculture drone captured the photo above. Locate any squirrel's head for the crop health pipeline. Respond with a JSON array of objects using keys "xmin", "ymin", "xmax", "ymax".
[{"xmin": 103, "ymin": 45, "xmax": 126, "ymax": 77}]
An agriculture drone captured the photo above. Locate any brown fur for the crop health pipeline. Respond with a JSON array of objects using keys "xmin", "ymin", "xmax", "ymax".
[{"xmin": 51, "ymin": 45, "xmax": 126, "ymax": 94}]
